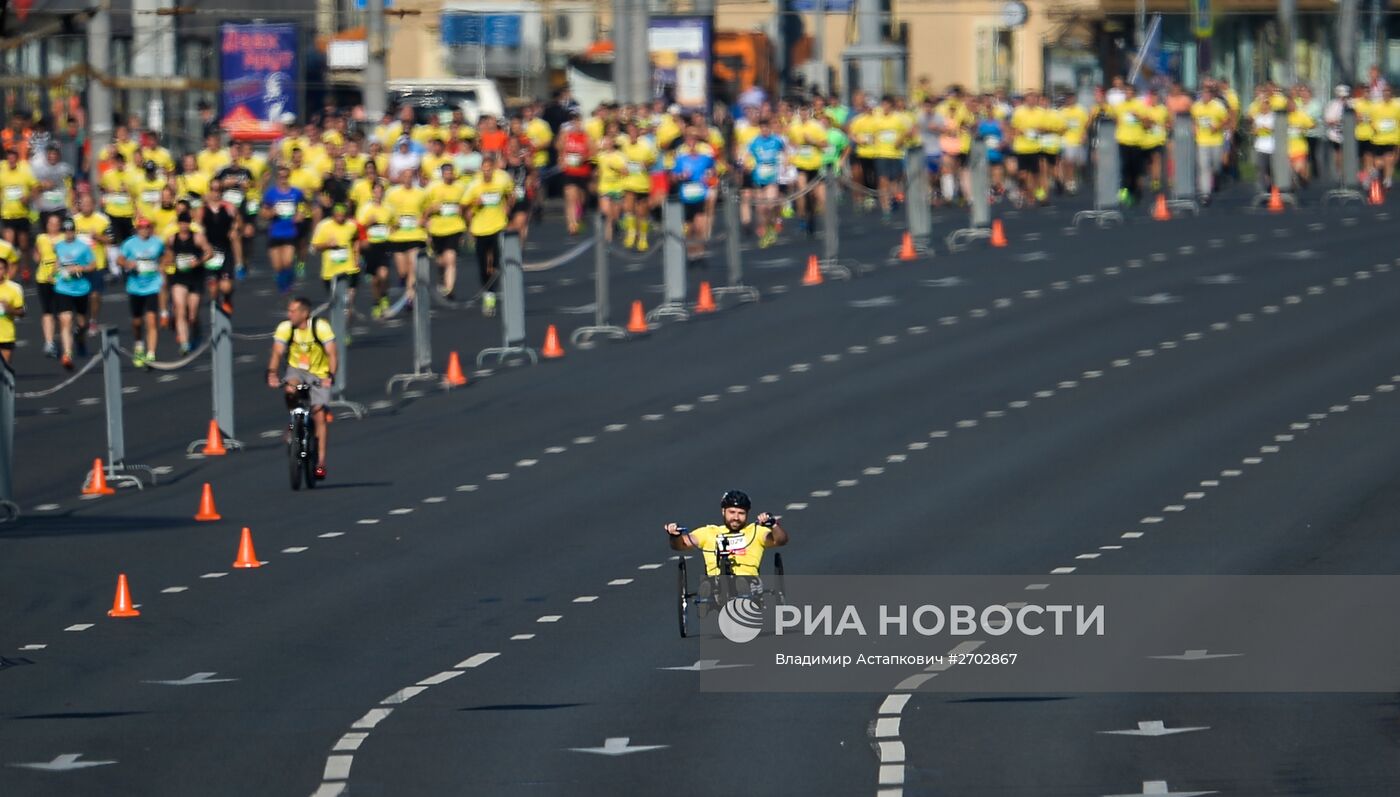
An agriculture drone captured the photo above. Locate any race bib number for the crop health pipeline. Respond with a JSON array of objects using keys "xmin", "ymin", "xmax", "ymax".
[
  {"xmin": 1197, "ymin": 115, "xmax": 1214, "ymax": 130},
  {"xmin": 799, "ymin": 145, "xmax": 817, "ymax": 159},
  {"xmin": 719, "ymin": 533, "xmax": 748, "ymax": 555},
  {"xmin": 175, "ymin": 253, "xmax": 197, "ymax": 271},
  {"xmin": 480, "ymin": 192, "xmax": 501, "ymax": 207},
  {"xmin": 368, "ymin": 224, "xmax": 390, "ymax": 242},
  {"xmin": 1024, "ymin": 130, "xmax": 1040, "ymax": 141},
  {"xmin": 514, "ymin": 185, "xmax": 526, "ymax": 201},
  {"xmin": 397, "ymin": 214, "xmax": 418, "ymax": 230},
  {"xmin": 206, "ymin": 251, "xmax": 225, "ymax": 269},
  {"xmin": 626, "ymin": 161, "xmax": 644, "ymax": 175},
  {"xmin": 329, "ymin": 248, "xmax": 350, "ymax": 264},
  {"xmin": 983, "ymin": 136, "xmax": 1001, "ymax": 149},
  {"xmin": 295, "ymin": 352, "xmax": 311, "ymax": 370},
  {"xmin": 41, "ymin": 190, "xmax": 64, "ymax": 206},
  {"xmin": 680, "ymin": 182, "xmax": 706, "ymax": 202},
  {"xmin": 222, "ymin": 190, "xmax": 244, "ymax": 206},
  {"xmin": 136, "ymin": 258, "xmax": 158, "ymax": 274},
  {"xmin": 275, "ymin": 200, "xmax": 296, "ymax": 219},
  {"xmin": 756, "ymin": 163, "xmax": 777, "ymax": 181},
  {"xmin": 1288, "ymin": 127, "xmax": 1302, "ymax": 138},
  {"xmin": 105, "ymin": 193, "xmax": 131, "ymax": 208},
  {"xmin": 1150, "ymin": 126, "xmax": 1165, "ymax": 138},
  {"xmin": 565, "ymin": 153, "xmax": 584, "ymax": 167},
  {"xmin": 440, "ymin": 202, "xmax": 459, "ymax": 217},
  {"xmin": 1378, "ymin": 119, "xmax": 1397, "ymax": 132},
  {"xmin": 1121, "ymin": 113, "xmax": 1137, "ymax": 126},
  {"xmin": 141, "ymin": 190, "xmax": 161, "ymax": 205},
  {"xmin": 2, "ymin": 186, "xmax": 22, "ymax": 201},
  {"xmin": 1067, "ymin": 118, "xmax": 1082, "ymax": 129},
  {"xmin": 245, "ymin": 199, "xmax": 260, "ymax": 213},
  {"xmin": 878, "ymin": 130, "xmax": 899, "ymax": 144},
  {"xmin": 1041, "ymin": 134, "xmax": 1060, "ymax": 149}
]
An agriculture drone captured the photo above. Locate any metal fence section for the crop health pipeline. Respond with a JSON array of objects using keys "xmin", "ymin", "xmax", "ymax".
[
  {"xmin": 647, "ymin": 201, "xmax": 690, "ymax": 324},
  {"xmin": 386, "ymin": 253, "xmax": 439, "ymax": 393},
  {"xmin": 948, "ymin": 139, "xmax": 995, "ymax": 249},
  {"xmin": 571, "ymin": 215, "xmax": 629, "ymax": 346},
  {"xmin": 188, "ymin": 304, "xmax": 244, "ymax": 454},
  {"xmin": 1325, "ymin": 109, "xmax": 1364, "ymax": 205},
  {"xmin": 88, "ymin": 327, "xmax": 153, "ymax": 492},
  {"xmin": 904, "ymin": 149, "xmax": 933, "ymax": 251},
  {"xmin": 1073, "ymin": 119, "xmax": 1125, "ymax": 228},
  {"xmin": 326, "ymin": 277, "xmax": 367, "ymax": 418},
  {"xmin": 0, "ymin": 360, "xmax": 18, "ymax": 522},
  {"xmin": 1168, "ymin": 113, "xmax": 1200, "ymax": 215},
  {"xmin": 477, "ymin": 232, "xmax": 538, "ymax": 366},
  {"xmin": 713, "ymin": 191, "xmax": 760, "ymax": 305}
]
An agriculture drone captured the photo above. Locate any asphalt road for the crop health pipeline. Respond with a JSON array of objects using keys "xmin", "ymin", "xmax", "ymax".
[{"xmin": 2, "ymin": 185, "xmax": 1399, "ymax": 797}]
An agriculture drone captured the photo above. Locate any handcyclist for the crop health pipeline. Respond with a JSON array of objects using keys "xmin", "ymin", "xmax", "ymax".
[
  {"xmin": 266, "ymin": 296, "xmax": 337, "ymax": 481},
  {"xmin": 664, "ymin": 490, "xmax": 789, "ymax": 578}
]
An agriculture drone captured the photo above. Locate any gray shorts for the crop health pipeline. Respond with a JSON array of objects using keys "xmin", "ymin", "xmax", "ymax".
[{"xmin": 284, "ymin": 367, "xmax": 331, "ymax": 407}]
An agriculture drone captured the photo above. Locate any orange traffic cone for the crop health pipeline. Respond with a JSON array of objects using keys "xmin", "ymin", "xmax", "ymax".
[
  {"xmin": 232, "ymin": 527, "xmax": 262, "ymax": 569},
  {"xmin": 82, "ymin": 457, "xmax": 115, "ymax": 496},
  {"xmin": 194, "ymin": 482, "xmax": 221, "ymax": 521},
  {"xmin": 443, "ymin": 352, "xmax": 468, "ymax": 387},
  {"xmin": 898, "ymin": 232, "xmax": 916, "ymax": 261},
  {"xmin": 694, "ymin": 281, "xmax": 717, "ymax": 313},
  {"xmin": 107, "ymin": 573, "xmax": 140, "ymax": 617},
  {"xmin": 541, "ymin": 325, "xmax": 565, "ymax": 359},
  {"xmin": 1267, "ymin": 186, "xmax": 1284, "ymax": 213},
  {"xmin": 1152, "ymin": 193, "xmax": 1171, "ymax": 221},
  {"xmin": 989, "ymin": 219, "xmax": 1008, "ymax": 248},
  {"xmin": 200, "ymin": 419, "xmax": 227, "ymax": 455},
  {"xmin": 626, "ymin": 300, "xmax": 650, "ymax": 334},
  {"xmin": 1369, "ymin": 179, "xmax": 1384, "ymax": 206},
  {"xmin": 802, "ymin": 254, "xmax": 824, "ymax": 286}
]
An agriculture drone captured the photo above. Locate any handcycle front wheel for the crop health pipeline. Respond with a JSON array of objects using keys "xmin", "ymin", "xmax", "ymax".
[
  {"xmin": 772, "ymin": 552, "xmax": 787, "ymax": 605},
  {"xmin": 677, "ymin": 558, "xmax": 691, "ymax": 638}
]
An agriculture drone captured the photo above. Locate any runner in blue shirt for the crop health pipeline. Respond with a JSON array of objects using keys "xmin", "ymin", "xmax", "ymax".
[
  {"xmin": 52, "ymin": 217, "xmax": 95, "ymax": 369},
  {"xmin": 672, "ymin": 127, "xmax": 718, "ymax": 261},
  {"xmin": 973, "ymin": 105, "xmax": 1008, "ymax": 199},
  {"xmin": 261, "ymin": 166, "xmax": 305, "ymax": 294},
  {"xmin": 117, "ymin": 216, "xmax": 165, "ymax": 368},
  {"xmin": 747, "ymin": 117, "xmax": 788, "ymax": 247}
]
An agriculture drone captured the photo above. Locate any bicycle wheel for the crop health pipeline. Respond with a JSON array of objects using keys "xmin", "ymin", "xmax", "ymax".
[
  {"xmin": 772, "ymin": 552, "xmax": 787, "ymax": 605},
  {"xmin": 289, "ymin": 418, "xmax": 304, "ymax": 491},
  {"xmin": 303, "ymin": 432, "xmax": 318, "ymax": 489},
  {"xmin": 677, "ymin": 559, "xmax": 690, "ymax": 639}
]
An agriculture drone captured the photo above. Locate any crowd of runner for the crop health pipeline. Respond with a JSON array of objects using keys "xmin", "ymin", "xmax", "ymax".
[{"xmin": 0, "ymin": 68, "xmax": 1393, "ymax": 372}]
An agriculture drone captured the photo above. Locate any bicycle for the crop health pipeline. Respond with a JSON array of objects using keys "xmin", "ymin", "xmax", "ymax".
[
  {"xmin": 674, "ymin": 522, "xmax": 787, "ymax": 639},
  {"xmin": 285, "ymin": 382, "xmax": 319, "ymax": 490}
]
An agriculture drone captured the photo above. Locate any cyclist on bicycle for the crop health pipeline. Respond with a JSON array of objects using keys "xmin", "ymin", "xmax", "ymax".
[
  {"xmin": 265, "ymin": 296, "xmax": 337, "ymax": 480},
  {"xmin": 665, "ymin": 490, "xmax": 789, "ymax": 577}
]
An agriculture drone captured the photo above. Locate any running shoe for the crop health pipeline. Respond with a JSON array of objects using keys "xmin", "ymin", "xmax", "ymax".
[{"xmin": 482, "ymin": 291, "xmax": 497, "ymax": 317}]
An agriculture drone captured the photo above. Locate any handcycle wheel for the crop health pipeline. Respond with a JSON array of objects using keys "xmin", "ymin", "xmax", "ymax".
[
  {"xmin": 289, "ymin": 420, "xmax": 304, "ymax": 491},
  {"xmin": 772, "ymin": 552, "xmax": 787, "ymax": 605},
  {"xmin": 304, "ymin": 432, "xmax": 318, "ymax": 489},
  {"xmin": 677, "ymin": 559, "xmax": 690, "ymax": 638}
]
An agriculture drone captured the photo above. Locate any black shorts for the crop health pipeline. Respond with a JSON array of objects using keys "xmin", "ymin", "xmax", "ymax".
[
  {"xmin": 204, "ymin": 247, "xmax": 235, "ymax": 280},
  {"xmin": 37, "ymin": 282, "xmax": 55, "ymax": 313},
  {"xmin": 128, "ymin": 293, "xmax": 158, "ymax": 317},
  {"xmin": 393, "ymin": 240, "xmax": 424, "ymax": 254},
  {"xmin": 110, "ymin": 216, "xmax": 134, "ymax": 244},
  {"xmin": 54, "ymin": 291, "xmax": 88, "ymax": 315},
  {"xmin": 1042, "ymin": 152, "xmax": 1060, "ymax": 167},
  {"xmin": 296, "ymin": 218, "xmax": 313, "ymax": 241},
  {"xmin": 875, "ymin": 158, "xmax": 905, "ymax": 181},
  {"xmin": 741, "ymin": 171, "xmax": 755, "ymax": 190},
  {"xmin": 268, "ymin": 236, "xmax": 297, "ymax": 249},
  {"xmin": 856, "ymin": 157, "xmax": 875, "ymax": 177},
  {"xmin": 324, "ymin": 272, "xmax": 361, "ymax": 290},
  {"xmin": 564, "ymin": 174, "xmax": 591, "ymax": 191},
  {"xmin": 431, "ymin": 234, "xmax": 462, "ymax": 255},
  {"xmin": 511, "ymin": 202, "xmax": 533, "ymax": 218},
  {"xmin": 0, "ymin": 341, "xmax": 13, "ymax": 351},
  {"xmin": 799, "ymin": 168, "xmax": 822, "ymax": 182},
  {"xmin": 2, "ymin": 218, "xmax": 29, "ymax": 237},
  {"xmin": 169, "ymin": 270, "xmax": 204, "ymax": 293},
  {"xmin": 682, "ymin": 202, "xmax": 704, "ymax": 223},
  {"xmin": 364, "ymin": 243, "xmax": 392, "ymax": 271}
]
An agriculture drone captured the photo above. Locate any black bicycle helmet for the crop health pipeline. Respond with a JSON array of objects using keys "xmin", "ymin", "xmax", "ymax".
[{"xmin": 719, "ymin": 490, "xmax": 751, "ymax": 511}]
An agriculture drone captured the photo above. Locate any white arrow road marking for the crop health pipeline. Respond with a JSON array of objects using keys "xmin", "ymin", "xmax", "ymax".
[
  {"xmin": 1100, "ymin": 720, "xmax": 1210, "ymax": 737},
  {"xmin": 1149, "ymin": 649, "xmax": 1242, "ymax": 661},
  {"xmin": 1104, "ymin": 780, "xmax": 1218, "ymax": 796},
  {"xmin": 9, "ymin": 753, "xmax": 117, "ymax": 771},
  {"xmin": 569, "ymin": 737, "xmax": 668, "ymax": 756},
  {"xmin": 143, "ymin": 672, "xmax": 237, "ymax": 686},
  {"xmin": 659, "ymin": 659, "xmax": 751, "ymax": 671}
]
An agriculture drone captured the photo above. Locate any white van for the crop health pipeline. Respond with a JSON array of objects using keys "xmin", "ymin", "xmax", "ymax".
[{"xmin": 387, "ymin": 78, "xmax": 506, "ymax": 125}]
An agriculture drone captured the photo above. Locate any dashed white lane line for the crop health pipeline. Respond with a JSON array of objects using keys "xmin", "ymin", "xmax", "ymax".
[
  {"xmin": 1122, "ymin": 531, "xmax": 1145, "ymax": 538},
  {"xmin": 1184, "ymin": 492, "xmax": 1206, "ymax": 500},
  {"xmin": 282, "ymin": 547, "xmax": 309, "ymax": 554},
  {"xmin": 956, "ymin": 419, "xmax": 978, "ymax": 428},
  {"xmin": 456, "ymin": 484, "xmax": 479, "ymax": 492},
  {"xmin": 417, "ymin": 670, "xmax": 465, "ymax": 686},
  {"xmin": 1076, "ymin": 553, "xmax": 1101, "ymax": 560},
  {"xmin": 699, "ymin": 394, "xmax": 722, "ymax": 403},
  {"xmin": 357, "ymin": 519, "xmax": 380, "ymax": 525},
  {"xmin": 727, "ymin": 385, "xmax": 749, "ymax": 393},
  {"xmin": 161, "ymin": 586, "xmax": 188, "ymax": 594},
  {"xmin": 1100, "ymin": 545, "xmax": 1123, "ymax": 551},
  {"xmin": 873, "ymin": 717, "xmax": 901, "ymax": 738},
  {"xmin": 863, "ymin": 467, "xmax": 886, "ymax": 476},
  {"xmin": 837, "ymin": 479, "xmax": 860, "ymax": 488},
  {"xmin": 323, "ymin": 756, "xmax": 354, "ymax": 781},
  {"xmin": 1050, "ymin": 567, "xmax": 1077, "ymax": 575},
  {"xmin": 908, "ymin": 442, "xmax": 929, "ymax": 450},
  {"xmin": 486, "ymin": 473, "xmax": 510, "ymax": 481},
  {"xmin": 638, "ymin": 563, "xmax": 663, "ymax": 570},
  {"xmin": 511, "ymin": 634, "xmax": 535, "ymax": 640},
  {"xmin": 334, "ymin": 733, "xmax": 368, "ymax": 752},
  {"xmin": 886, "ymin": 454, "xmax": 908, "ymax": 463},
  {"xmin": 608, "ymin": 578, "xmax": 634, "ymax": 586},
  {"xmin": 572, "ymin": 596, "xmax": 598, "ymax": 603},
  {"xmin": 456, "ymin": 652, "xmax": 500, "ymax": 669},
  {"xmin": 879, "ymin": 694, "xmax": 911, "ymax": 714},
  {"xmin": 545, "ymin": 446, "xmax": 568, "ymax": 454},
  {"xmin": 34, "ymin": 503, "xmax": 59, "ymax": 512},
  {"xmin": 1140, "ymin": 516, "xmax": 1164, "ymax": 524},
  {"xmin": 789, "ymin": 363, "xmax": 811, "ymax": 372},
  {"xmin": 1163, "ymin": 505, "xmax": 1186, "ymax": 512},
  {"xmin": 1008, "ymin": 400, "xmax": 1030, "ymax": 409},
  {"xmin": 929, "ymin": 430, "xmax": 948, "ymax": 438},
  {"xmin": 1222, "ymin": 470, "xmax": 1243, "ymax": 477},
  {"xmin": 515, "ymin": 460, "xmax": 538, "ymax": 468},
  {"xmin": 1243, "ymin": 457, "xmax": 1264, "ymax": 465},
  {"xmin": 1025, "ymin": 584, "xmax": 1050, "ymax": 591},
  {"xmin": 352, "ymin": 708, "xmax": 394, "ymax": 729},
  {"xmin": 672, "ymin": 405, "xmax": 694, "ymax": 413},
  {"xmin": 879, "ymin": 741, "xmax": 906, "ymax": 763},
  {"xmin": 318, "ymin": 532, "xmax": 345, "ymax": 538},
  {"xmin": 604, "ymin": 424, "xmax": 627, "ymax": 432},
  {"xmin": 573, "ymin": 436, "xmax": 596, "ymax": 445},
  {"xmin": 786, "ymin": 503, "xmax": 809, "ymax": 511},
  {"xmin": 759, "ymin": 374, "xmax": 781, "ymax": 383},
  {"xmin": 389, "ymin": 508, "xmax": 414, "ymax": 515},
  {"xmin": 537, "ymin": 615, "xmax": 563, "ymax": 623},
  {"xmin": 65, "ymin": 624, "xmax": 93, "ymax": 632},
  {"xmin": 381, "ymin": 686, "xmax": 427, "ymax": 705},
  {"xmin": 812, "ymin": 489, "xmax": 833, "ymax": 497},
  {"xmin": 201, "ymin": 572, "xmax": 227, "ymax": 579}
]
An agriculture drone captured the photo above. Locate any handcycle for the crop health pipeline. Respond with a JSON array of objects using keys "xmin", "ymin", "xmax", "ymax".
[
  {"xmin": 675, "ymin": 524, "xmax": 787, "ymax": 639},
  {"xmin": 285, "ymin": 381, "xmax": 320, "ymax": 490}
]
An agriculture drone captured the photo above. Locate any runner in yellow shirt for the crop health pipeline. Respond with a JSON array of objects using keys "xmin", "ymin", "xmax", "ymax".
[
  {"xmin": 1058, "ymin": 95, "xmax": 1089, "ymax": 195},
  {"xmin": 1108, "ymin": 86, "xmax": 1145, "ymax": 202},
  {"xmin": 384, "ymin": 169, "xmax": 428, "ymax": 297},
  {"xmin": 356, "ymin": 181, "xmax": 395, "ymax": 319},
  {"xmin": 1285, "ymin": 100, "xmax": 1316, "ymax": 185},
  {"xmin": 1369, "ymin": 85, "xmax": 1400, "ymax": 187},
  {"xmin": 1191, "ymin": 86, "xmax": 1230, "ymax": 200},
  {"xmin": 869, "ymin": 98, "xmax": 908, "ymax": 219},
  {"xmin": 32, "ymin": 215, "xmax": 58, "ymax": 357},
  {"xmin": 0, "ymin": 148, "xmax": 36, "ymax": 258},
  {"xmin": 462, "ymin": 155, "xmax": 515, "ymax": 317},
  {"xmin": 0, "ymin": 255, "xmax": 24, "ymax": 364},
  {"xmin": 594, "ymin": 132, "xmax": 627, "ymax": 243},
  {"xmin": 787, "ymin": 106, "xmax": 827, "ymax": 230},
  {"xmin": 425, "ymin": 163, "xmax": 470, "ymax": 299},
  {"xmin": 619, "ymin": 124, "xmax": 657, "ymax": 251},
  {"xmin": 1009, "ymin": 94, "xmax": 1044, "ymax": 203},
  {"xmin": 310, "ymin": 203, "xmax": 361, "ymax": 316}
]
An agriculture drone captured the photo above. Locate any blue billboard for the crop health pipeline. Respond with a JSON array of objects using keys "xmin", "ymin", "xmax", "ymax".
[
  {"xmin": 220, "ymin": 22, "xmax": 299, "ymax": 122},
  {"xmin": 440, "ymin": 13, "xmax": 523, "ymax": 47},
  {"xmin": 790, "ymin": 0, "xmax": 854, "ymax": 11}
]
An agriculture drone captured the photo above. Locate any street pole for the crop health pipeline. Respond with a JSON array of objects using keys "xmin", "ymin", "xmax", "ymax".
[
  {"xmin": 813, "ymin": 0, "xmax": 826, "ymax": 96},
  {"xmin": 365, "ymin": 0, "xmax": 387, "ymax": 121},
  {"xmin": 613, "ymin": 0, "xmax": 629, "ymax": 103},
  {"xmin": 1338, "ymin": 0, "xmax": 1358, "ymax": 85},
  {"xmin": 1279, "ymin": 0, "xmax": 1297, "ymax": 86},
  {"xmin": 87, "ymin": 1, "xmax": 112, "ymax": 188},
  {"xmin": 629, "ymin": 0, "xmax": 650, "ymax": 104}
]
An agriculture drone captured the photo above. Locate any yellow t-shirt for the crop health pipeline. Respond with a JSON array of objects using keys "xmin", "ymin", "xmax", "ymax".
[
  {"xmin": 356, "ymin": 202, "xmax": 392, "ymax": 244},
  {"xmin": 1038, "ymin": 109, "xmax": 1066, "ymax": 154},
  {"xmin": 197, "ymin": 148, "xmax": 231, "ymax": 175},
  {"xmin": 1191, "ymin": 100, "xmax": 1229, "ymax": 147},
  {"xmin": 870, "ymin": 112, "xmax": 907, "ymax": 160},
  {"xmin": 1355, "ymin": 98, "xmax": 1374, "ymax": 142},
  {"xmin": 463, "ymin": 171, "xmax": 515, "ymax": 237},
  {"xmin": 0, "ymin": 163, "xmax": 36, "ymax": 220},
  {"xmin": 596, "ymin": 151, "xmax": 627, "ymax": 196},
  {"xmin": 1111, "ymin": 100, "xmax": 1145, "ymax": 147},
  {"xmin": 1287, "ymin": 110, "xmax": 1315, "ymax": 157},
  {"xmin": 936, "ymin": 100, "xmax": 975, "ymax": 153},
  {"xmin": 686, "ymin": 523, "xmax": 776, "ymax": 577},
  {"xmin": 140, "ymin": 147, "xmax": 175, "ymax": 174},
  {"xmin": 788, "ymin": 120, "xmax": 827, "ymax": 171},
  {"xmin": 620, "ymin": 140, "xmax": 656, "ymax": 194},
  {"xmin": 343, "ymin": 154, "xmax": 368, "ymax": 178},
  {"xmin": 99, "ymin": 169, "xmax": 135, "ymax": 218},
  {"xmin": 0, "ymin": 279, "xmax": 23, "ymax": 343},
  {"xmin": 33, "ymin": 235, "xmax": 55, "ymax": 283},
  {"xmin": 1011, "ymin": 106, "xmax": 1043, "ymax": 155},
  {"xmin": 384, "ymin": 185, "xmax": 428, "ymax": 243},
  {"xmin": 526, "ymin": 119, "xmax": 554, "ymax": 168},
  {"xmin": 1060, "ymin": 105, "xmax": 1089, "ymax": 147},
  {"xmin": 133, "ymin": 175, "xmax": 167, "ymax": 219},
  {"xmin": 849, "ymin": 113, "xmax": 877, "ymax": 159},
  {"xmin": 425, "ymin": 179, "xmax": 469, "ymax": 237},
  {"xmin": 1369, "ymin": 99, "xmax": 1400, "ymax": 146},
  {"xmin": 177, "ymin": 171, "xmax": 211, "ymax": 205},
  {"xmin": 420, "ymin": 152, "xmax": 451, "ymax": 182},
  {"xmin": 311, "ymin": 218, "xmax": 360, "ymax": 280},
  {"xmin": 73, "ymin": 212, "xmax": 111, "ymax": 272},
  {"xmin": 274, "ymin": 318, "xmax": 336, "ymax": 379},
  {"xmin": 349, "ymin": 178, "xmax": 380, "ymax": 210},
  {"xmin": 1138, "ymin": 103, "xmax": 1168, "ymax": 149},
  {"xmin": 288, "ymin": 168, "xmax": 323, "ymax": 207}
]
